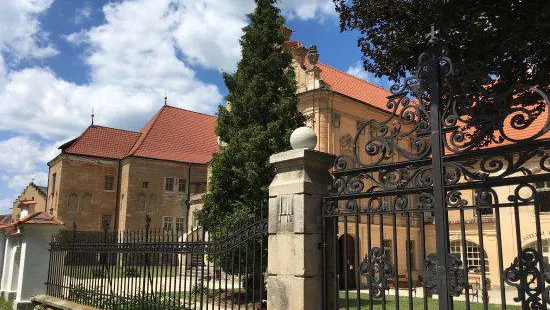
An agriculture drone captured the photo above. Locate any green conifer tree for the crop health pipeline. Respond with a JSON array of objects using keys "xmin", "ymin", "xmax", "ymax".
[{"xmin": 200, "ymin": 0, "xmax": 304, "ymax": 231}]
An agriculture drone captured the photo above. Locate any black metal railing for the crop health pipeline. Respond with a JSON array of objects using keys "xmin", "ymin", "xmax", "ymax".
[
  {"xmin": 321, "ymin": 32, "xmax": 550, "ymax": 310},
  {"xmin": 46, "ymin": 215, "xmax": 268, "ymax": 310}
]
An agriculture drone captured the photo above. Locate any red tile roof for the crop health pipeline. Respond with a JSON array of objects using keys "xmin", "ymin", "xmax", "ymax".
[
  {"xmin": 16, "ymin": 211, "xmax": 64, "ymax": 226},
  {"xmin": 284, "ymin": 39, "xmax": 391, "ymax": 111},
  {"xmin": 0, "ymin": 214, "xmax": 12, "ymax": 226},
  {"xmin": 62, "ymin": 126, "xmax": 140, "ymax": 159},
  {"xmin": 61, "ymin": 106, "xmax": 218, "ymax": 164},
  {"xmin": 128, "ymin": 106, "xmax": 218, "ymax": 164},
  {"xmin": 316, "ymin": 62, "xmax": 391, "ymax": 111},
  {"xmin": 0, "ymin": 212, "xmax": 64, "ymax": 230}
]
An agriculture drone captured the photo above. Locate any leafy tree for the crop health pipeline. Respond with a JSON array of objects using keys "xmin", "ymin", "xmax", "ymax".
[{"xmin": 334, "ymin": 0, "xmax": 549, "ymax": 144}]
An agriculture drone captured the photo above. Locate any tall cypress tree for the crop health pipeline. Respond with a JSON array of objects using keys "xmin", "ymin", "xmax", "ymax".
[{"xmin": 200, "ymin": 0, "xmax": 304, "ymax": 230}]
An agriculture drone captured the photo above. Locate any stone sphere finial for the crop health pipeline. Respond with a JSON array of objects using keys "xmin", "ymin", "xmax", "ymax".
[{"xmin": 290, "ymin": 127, "xmax": 317, "ymax": 150}]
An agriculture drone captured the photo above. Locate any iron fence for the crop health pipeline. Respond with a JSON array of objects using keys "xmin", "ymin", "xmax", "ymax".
[
  {"xmin": 46, "ymin": 215, "xmax": 267, "ymax": 310},
  {"xmin": 322, "ymin": 32, "xmax": 550, "ymax": 309}
]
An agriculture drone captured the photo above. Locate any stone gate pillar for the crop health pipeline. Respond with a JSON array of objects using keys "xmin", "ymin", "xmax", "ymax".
[{"xmin": 267, "ymin": 127, "xmax": 335, "ymax": 310}]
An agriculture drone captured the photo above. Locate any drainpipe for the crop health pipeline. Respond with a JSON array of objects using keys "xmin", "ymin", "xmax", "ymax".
[
  {"xmin": 113, "ymin": 160, "xmax": 123, "ymax": 231},
  {"xmin": 185, "ymin": 164, "xmax": 191, "ymax": 232}
]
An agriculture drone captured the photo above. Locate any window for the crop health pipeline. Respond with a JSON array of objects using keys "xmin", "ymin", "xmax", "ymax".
[
  {"xmin": 450, "ymin": 240, "xmax": 489, "ymax": 273},
  {"xmin": 165, "ymin": 178, "xmax": 174, "ymax": 192},
  {"xmin": 383, "ymin": 239, "xmax": 392, "ymax": 262},
  {"xmin": 163, "ymin": 216, "xmax": 173, "ymax": 231},
  {"xmin": 176, "ymin": 217, "xmax": 185, "ymax": 232},
  {"xmin": 408, "ymin": 241, "xmax": 416, "ymax": 270},
  {"xmin": 137, "ymin": 193, "xmax": 146, "ymax": 212},
  {"xmin": 474, "ymin": 189, "xmax": 493, "ymax": 216},
  {"xmin": 51, "ymin": 173, "xmax": 57, "ymax": 196},
  {"xmin": 81, "ymin": 193, "xmax": 92, "ymax": 210},
  {"xmin": 104, "ymin": 175, "xmax": 114, "ymax": 191},
  {"xmin": 102, "ymin": 215, "xmax": 112, "ymax": 229},
  {"xmin": 535, "ymin": 186, "xmax": 550, "ymax": 212},
  {"xmin": 178, "ymin": 179, "xmax": 186, "ymax": 192},
  {"xmin": 142, "ymin": 182, "xmax": 149, "ymax": 189},
  {"xmin": 147, "ymin": 194, "xmax": 158, "ymax": 213},
  {"xmin": 68, "ymin": 193, "xmax": 78, "ymax": 211},
  {"xmin": 525, "ymin": 240, "xmax": 550, "ymax": 264}
]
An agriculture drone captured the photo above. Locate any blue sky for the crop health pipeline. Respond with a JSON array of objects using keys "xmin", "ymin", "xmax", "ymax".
[{"xmin": 0, "ymin": 0, "xmax": 393, "ymax": 213}]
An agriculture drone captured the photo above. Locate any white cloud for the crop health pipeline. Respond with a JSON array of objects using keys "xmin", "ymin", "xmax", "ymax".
[
  {"xmin": 0, "ymin": 198, "xmax": 14, "ymax": 215},
  {"xmin": 347, "ymin": 61, "xmax": 394, "ymax": 89},
  {"xmin": 73, "ymin": 3, "xmax": 93, "ymax": 24},
  {"xmin": 0, "ymin": 0, "xmax": 57, "ymax": 61},
  {"xmin": 1, "ymin": 0, "xmax": 224, "ymax": 140},
  {"xmin": 279, "ymin": 0, "xmax": 336, "ymax": 21},
  {"xmin": 0, "ymin": 135, "xmax": 53, "ymax": 197},
  {"xmin": 0, "ymin": 0, "xmax": 336, "ymax": 205}
]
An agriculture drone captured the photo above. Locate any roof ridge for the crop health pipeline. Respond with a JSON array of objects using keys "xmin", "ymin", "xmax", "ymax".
[
  {"xmin": 164, "ymin": 105, "xmax": 216, "ymax": 119},
  {"xmin": 126, "ymin": 106, "xmax": 166, "ymax": 157},
  {"xmin": 89, "ymin": 124, "xmax": 140, "ymax": 134},
  {"xmin": 318, "ymin": 62, "xmax": 391, "ymax": 93}
]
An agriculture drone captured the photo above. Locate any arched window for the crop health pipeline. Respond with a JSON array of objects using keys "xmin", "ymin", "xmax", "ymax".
[
  {"xmin": 525, "ymin": 240, "xmax": 550, "ymax": 264},
  {"xmin": 147, "ymin": 194, "xmax": 158, "ymax": 213},
  {"xmin": 81, "ymin": 193, "xmax": 92, "ymax": 211},
  {"xmin": 450, "ymin": 240, "xmax": 489, "ymax": 273},
  {"xmin": 137, "ymin": 193, "xmax": 146, "ymax": 212},
  {"xmin": 68, "ymin": 194, "xmax": 78, "ymax": 212}
]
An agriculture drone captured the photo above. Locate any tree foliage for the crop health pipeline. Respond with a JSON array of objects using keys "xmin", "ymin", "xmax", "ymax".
[
  {"xmin": 334, "ymin": 0, "xmax": 549, "ymax": 144},
  {"xmin": 200, "ymin": 0, "xmax": 304, "ymax": 230},
  {"xmin": 334, "ymin": 0, "xmax": 549, "ymax": 88}
]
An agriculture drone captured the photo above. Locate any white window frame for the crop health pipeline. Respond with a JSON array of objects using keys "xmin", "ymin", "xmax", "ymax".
[
  {"xmin": 450, "ymin": 240, "xmax": 489, "ymax": 274},
  {"xmin": 175, "ymin": 217, "xmax": 185, "ymax": 232},
  {"xmin": 165, "ymin": 177, "xmax": 174, "ymax": 192},
  {"xmin": 163, "ymin": 216, "xmax": 174, "ymax": 231},
  {"xmin": 178, "ymin": 178, "xmax": 186, "ymax": 193},
  {"xmin": 104, "ymin": 175, "xmax": 114, "ymax": 191}
]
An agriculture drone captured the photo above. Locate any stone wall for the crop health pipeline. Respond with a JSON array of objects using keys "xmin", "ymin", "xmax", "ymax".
[
  {"xmin": 48, "ymin": 155, "xmax": 119, "ymax": 231},
  {"xmin": 11, "ymin": 185, "xmax": 47, "ymax": 220},
  {"xmin": 119, "ymin": 157, "xmax": 208, "ymax": 231}
]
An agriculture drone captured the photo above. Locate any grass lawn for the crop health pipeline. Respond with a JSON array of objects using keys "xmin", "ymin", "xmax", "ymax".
[
  {"xmin": 0, "ymin": 299, "xmax": 12, "ymax": 310},
  {"xmin": 339, "ymin": 292, "xmax": 521, "ymax": 310}
]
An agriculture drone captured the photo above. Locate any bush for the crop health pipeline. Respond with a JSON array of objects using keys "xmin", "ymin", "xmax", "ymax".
[{"xmin": 190, "ymin": 283, "xmax": 210, "ymax": 298}]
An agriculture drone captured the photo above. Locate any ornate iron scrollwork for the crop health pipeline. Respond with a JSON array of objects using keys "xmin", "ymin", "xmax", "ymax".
[
  {"xmin": 423, "ymin": 253, "xmax": 466, "ymax": 297},
  {"xmin": 504, "ymin": 248, "xmax": 550, "ymax": 308},
  {"xmin": 359, "ymin": 247, "xmax": 394, "ymax": 299}
]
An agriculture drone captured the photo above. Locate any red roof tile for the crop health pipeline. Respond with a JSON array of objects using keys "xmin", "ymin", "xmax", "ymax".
[
  {"xmin": 61, "ymin": 106, "xmax": 218, "ymax": 164},
  {"xmin": 316, "ymin": 62, "xmax": 391, "ymax": 111},
  {"xmin": 16, "ymin": 211, "xmax": 64, "ymax": 226},
  {"xmin": 128, "ymin": 106, "xmax": 218, "ymax": 164},
  {"xmin": 0, "ymin": 212, "xmax": 64, "ymax": 230},
  {"xmin": 63, "ymin": 126, "xmax": 141, "ymax": 159}
]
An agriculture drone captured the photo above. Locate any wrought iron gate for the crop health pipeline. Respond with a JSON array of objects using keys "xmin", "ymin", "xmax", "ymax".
[{"xmin": 322, "ymin": 34, "xmax": 550, "ymax": 309}]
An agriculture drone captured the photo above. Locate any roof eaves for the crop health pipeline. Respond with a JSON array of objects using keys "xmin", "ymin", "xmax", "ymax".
[{"xmin": 298, "ymin": 87, "xmax": 392, "ymax": 115}]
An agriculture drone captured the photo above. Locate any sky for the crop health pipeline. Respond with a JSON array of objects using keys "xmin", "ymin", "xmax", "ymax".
[{"xmin": 0, "ymin": 0, "xmax": 394, "ymax": 214}]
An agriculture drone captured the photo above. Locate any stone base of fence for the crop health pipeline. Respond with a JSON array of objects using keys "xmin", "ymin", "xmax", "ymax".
[{"xmin": 31, "ymin": 295, "xmax": 101, "ymax": 310}]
